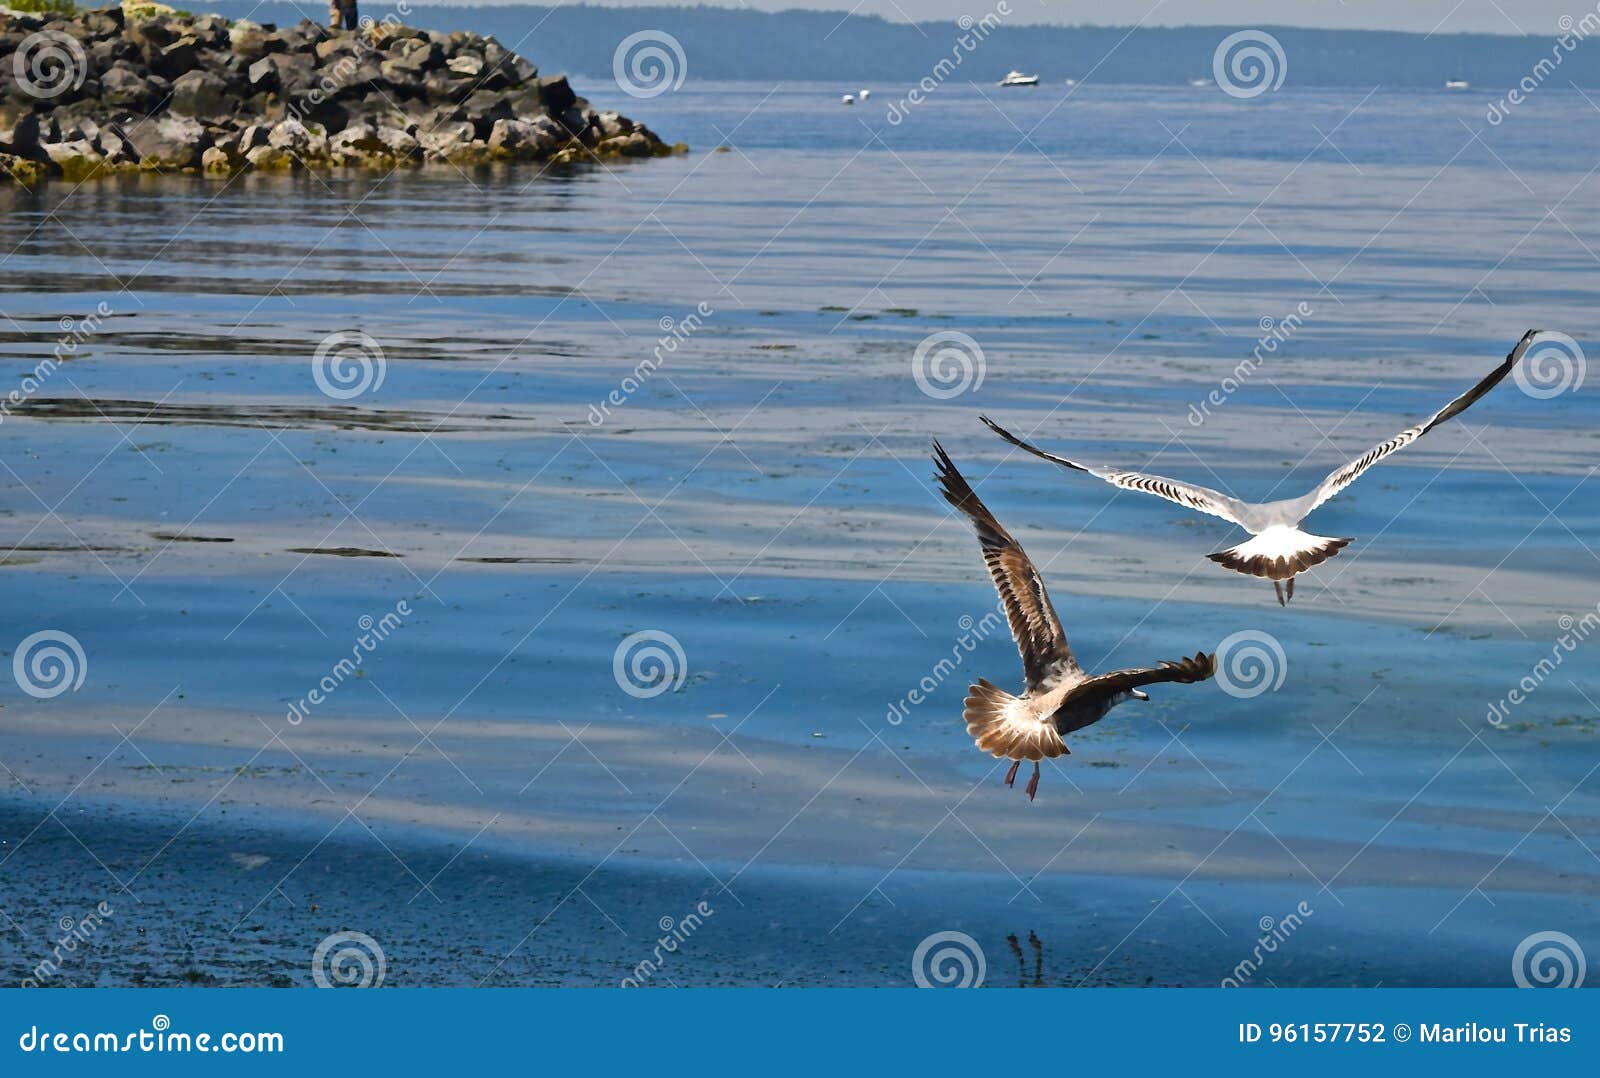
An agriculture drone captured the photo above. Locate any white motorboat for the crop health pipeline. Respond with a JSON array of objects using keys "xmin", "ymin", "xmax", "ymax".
[{"xmin": 998, "ymin": 71, "xmax": 1040, "ymax": 87}]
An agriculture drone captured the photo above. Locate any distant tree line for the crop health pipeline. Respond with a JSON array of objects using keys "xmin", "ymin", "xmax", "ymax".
[{"xmin": 206, "ymin": 2, "xmax": 1600, "ymax": 88}]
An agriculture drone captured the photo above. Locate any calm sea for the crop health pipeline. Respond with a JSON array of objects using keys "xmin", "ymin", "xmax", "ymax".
[{"xmin": 0, "ymin": 81, "xmax": 1595, "ymax": 985}]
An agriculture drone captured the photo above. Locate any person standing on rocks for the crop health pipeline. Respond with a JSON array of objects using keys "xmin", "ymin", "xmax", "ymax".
[{"xmin": 328, "ymin": 0, "xmax": 359, "ymax": 31}]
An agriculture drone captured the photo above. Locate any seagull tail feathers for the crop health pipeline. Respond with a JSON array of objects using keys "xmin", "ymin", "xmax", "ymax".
[
  {"xmin": 964, "ymin": 678, "xmax": 1066, "ymax": 761},
  {"xmin": 1207, "ymin": 527, "xmax": 1351, "ymax": 581}
]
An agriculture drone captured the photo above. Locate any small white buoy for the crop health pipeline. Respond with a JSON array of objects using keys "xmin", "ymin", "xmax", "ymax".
[
  {"xmin": 858, "ymin": 88, "xmax": 870, "ymax": 100},
  {"xmin": 841, "ymin": 94, "xmax": 855, "ymax": 105}
]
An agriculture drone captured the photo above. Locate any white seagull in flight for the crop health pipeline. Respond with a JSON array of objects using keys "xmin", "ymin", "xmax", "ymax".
[{"xmin": 981, "ymin": 329, "xmax": 1541, "ymax": 605}]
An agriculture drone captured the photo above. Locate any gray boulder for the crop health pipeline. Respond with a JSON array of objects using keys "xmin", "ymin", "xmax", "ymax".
[
  {"xmin": 377, "ymin": 59, "xmax": 417, "ymax": 88},
  {"xmin": 42, "ymin": 138, "xmax": 101, "ymax": 166},
  {"xmin": 315, "ymin": 37, "xmax": 355, "ymax": 64},
  {"xmin": 378, "ymin": 126, "xmax": 421, "ymax": 159},
  {"xmin": 170, "ymin": 70, "xmax": 229, "ymax": 119},
  {"xmin": 151, "ymin": 37, "xmax": 200, "ymax": 80},
  {"xmin": 487, "ymin": 114, "xmax": 565, "ymax": 158},
  {"xmin": 267, "ymin": 53, "xmax": 318, "ymax": 98},
  {"xmin": 600, "ymin": 131, "xmax": 659, "ymax": 158},
  {"xmin": 246, "ymin": 56, "xmax": 280, "ymax": 93},
  {"xmin": 418, "ymin": 121, "xmax": 476, "ymax": 160},
  {"xmin": 123, "ymin": 113, "xmax": 208, "ymax": 169},
  {"xmin": 237, "ymin": 123, "xmax": 271, "ymax": 153},
  {"xmin": 125, "ymin": 14, "xmax": 180, "ymax": 56},
  {"xmin": 461, "ymin": 89, "xmax": 513, "ymax": 136},
  {"xmin": 201, "ymin": 144, "xmax": 239, "ymax": 172},
  {"xmin": 0, "ymin": 113, "xmax": 41, "ymax": 155},
  {"xmin": 229, "ymin": 20, "xmax": 270, "ymax": 60},
  {"xmin": 98, "ymin": 125, "xmax": 138, "ymax": 163},
  {"xmin": 596, "ymin": 111, "xmax": 636, "ymax": 139},
  {"xmin": 88, "ymin": 36, "xmax": 138, "ymax": 72},
  {"xmin": 267, "ymin": 118, "xmax": 319, "ymax": 156},
  {"xmin": 82, "ymin": 9, "xmax": 124, "ymax": 38},
  {"xmin": 330, "ymin": 120, "xmax": 385, "ymax": 154},
  {"xmin": 538, "ymin": 75, "xmax": 575, "ymax": 113},
  {"xmin": 388, "ymin": 40, "xmax": 444, "ymax": 76}
]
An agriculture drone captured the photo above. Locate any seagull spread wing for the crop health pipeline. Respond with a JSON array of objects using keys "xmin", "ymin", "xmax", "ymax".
[
  {"xmin": 933, "ymin": 443, "xmax": 1079, "ymax": 691},
  {"xmin": 1057, "ymin": 652, "xmax": 1216, "ymax": 729},
  {"xmin": 1301, "ymin": 329, "xmax": 1539, "ymax": 514},
  {"xmin": 980, "ymin": 416, "xmax": 1247, "ymax": 526}
]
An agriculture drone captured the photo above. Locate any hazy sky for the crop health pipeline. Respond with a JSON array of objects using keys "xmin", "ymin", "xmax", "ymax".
[{"xmin": 462, "ymin": 1, "xmax": 1575, "ymax": 35}]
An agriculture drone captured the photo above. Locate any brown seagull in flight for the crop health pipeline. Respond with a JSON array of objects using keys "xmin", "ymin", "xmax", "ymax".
[
  {"xmin": 934, "ymin": 443, "xmax": 1216, "ymax": 800},
  {"xmin": 980, "ymin": 329, "xmax": 1541, "ymax": 605}
]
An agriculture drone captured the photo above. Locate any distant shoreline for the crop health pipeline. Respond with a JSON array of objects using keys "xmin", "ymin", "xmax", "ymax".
[{"xmin": 206, "ymin": 2, "xmax": 1598, "ymax": 89}]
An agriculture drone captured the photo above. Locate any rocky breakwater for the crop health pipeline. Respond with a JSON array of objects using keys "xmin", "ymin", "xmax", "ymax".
[{"xmin": 0, "ymin": 2, "xmax": 683, "ymax": 184}]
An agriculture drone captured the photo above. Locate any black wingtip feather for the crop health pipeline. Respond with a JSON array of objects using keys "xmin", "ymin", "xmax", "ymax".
[
  {"xmin": 1158, "ymin": 651, "xmax": 1216, "ymax": 683},
  {"xmin": 932, "ymin": 442, "xmax": 989, "ymax": 524}
]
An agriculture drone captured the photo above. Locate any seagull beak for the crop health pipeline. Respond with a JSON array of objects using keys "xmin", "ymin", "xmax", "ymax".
[{"xmin": 1132, "ymin": 689, "xmax": 1150, "ymax": 701}]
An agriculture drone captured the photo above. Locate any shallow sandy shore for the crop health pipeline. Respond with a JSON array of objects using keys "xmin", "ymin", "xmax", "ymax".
[
  {"xmin": 0, "ymin": 790, "xmax": 1562, "ymax": 987},
  {"xmin": 2, "ymin": 701, "xmax": 1594, "ymax": 892},
  {"xmin": 0, "ymin": 692, "xmax": 1593, "ymax": 985}
]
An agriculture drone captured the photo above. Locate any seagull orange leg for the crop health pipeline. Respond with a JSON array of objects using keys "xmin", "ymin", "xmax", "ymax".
[
  {"xmin": 1025, "ymin": 762, "xmax": 1040, "ymax": 801},
  {"xmin": 1004, "ymin": 759, "xmax": 1021, "ymax": 788}
]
